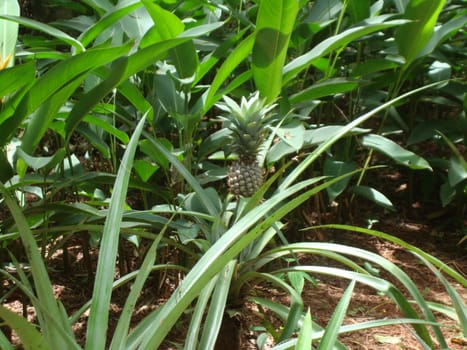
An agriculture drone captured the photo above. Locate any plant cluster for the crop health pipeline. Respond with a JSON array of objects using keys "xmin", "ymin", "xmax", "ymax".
[{"xmin": 0, "ymin": 0, "xmax": 465, "ymax": 349}]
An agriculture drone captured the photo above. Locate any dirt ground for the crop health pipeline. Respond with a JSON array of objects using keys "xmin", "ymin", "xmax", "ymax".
[{"xmin": 2, "ymin": 190, "xmax": 466, "ymax": 350}]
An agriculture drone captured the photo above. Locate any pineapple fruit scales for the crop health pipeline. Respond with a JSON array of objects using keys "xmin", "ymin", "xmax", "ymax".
[{"xmin": 217, "ymin": 92, "xmax": 276, "ymax": 197}]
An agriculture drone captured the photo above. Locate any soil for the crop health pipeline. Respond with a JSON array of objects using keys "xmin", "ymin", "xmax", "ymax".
[{"xmin": 1, "ymin": 178, "xmax": 466, "ymax": 350}]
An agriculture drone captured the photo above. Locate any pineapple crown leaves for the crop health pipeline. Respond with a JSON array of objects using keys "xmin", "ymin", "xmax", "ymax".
[
  {"xmin": 215, "ymin": 92, "xmax": 277, "ymax": 157},
  {"xmin": 216, "ymin": 91, "xmax": 276, "ymax": 125}
]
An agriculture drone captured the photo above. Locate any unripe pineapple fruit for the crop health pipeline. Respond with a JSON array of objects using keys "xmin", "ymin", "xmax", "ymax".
[{"xmin": 217, "ymin": 92, "xmax": 276, "ymax": 197}]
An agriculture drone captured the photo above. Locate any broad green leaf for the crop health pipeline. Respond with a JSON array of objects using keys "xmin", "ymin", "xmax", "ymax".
[
  {"xmin": 0, "ymin": 305, "xmax": 49, "ymax": 350},
  {"xmin": 79, "ymin": 0, "xmax": 143, "ymax": 47},
  {"xmin": 351, "ymin": 185, "xmax": 396, "ymax": 211},
  {"xmin": 276, "ymin": 120, "xmax": 305, "ymax": 151},
  {"xmin": 347, "ymin": 0, "xmax": 370, "ymax": 23},
  {"xmin": 324, "ymin": 157, "xmax": 357, "ymax": 202},
  {"xmin": 0, "ymin": 44, "xmax": 133, "ymax": 147},
  {"xmin": 141, "ymin": 0, "xmax": 198, "ymax": 78},
  {"xmin": 418, "ymin": 14, "xmax": 467, "ymax": 58},
  {"xmin": 0, "ymin": 0, "xmax": 19, "ymax": 68},
  {"xmin": 304, "ymin": 0, "xmax": 342, "ymax": 24},
  {"xmin": 16, "ymin": 78, "xmax": 83, "ymax": 177},
  {"xmin": 0, "ymin": 61, "xmax": 35, "ymax": 97},
  {"xmin": 85, "ymin": 116, "xmax": 146, "ymax": 350},
  {"xmin": 279, "ymin": 81, "xmax": 444, "ymax": 191},
  {"xmin": 0, "ymin": 15, "xmax": 85, "ymax": 52},
  {"xmin": 350, "ymin": 58, "xmax": 400, "ymax": 77},
  {"xmin": 83, "ymin": 114, "xmax": 130, "ymax": 144},
  {"xmin": 447, "ymin": 156, "xmax": 467, "ymax": 187},
  {"xmin": 361, "ymin": 134, "xmax": 432, "ymax": 170},
  {"xmin": 75, "ymin": 123, "xmax": 111, "ymax": 159},
  {"xmin": 283, "ymin": 18, "xmax": 407, "ymax": 85},
  {"xmin": 16, "ymin": 148, "xmax": 66, "ymax": 173},
  {"xmin": 134, "ymin": 159, "xmax": 159, "ymax": 182},
  {"xmin": 290, "ymin": 78, "xmax": 360, "ymax": 104},
  {"xmin": 395, "ymin": 0, "xmax": 447, "ymax": 67},
  {"xmin": 252, "ymin": 0, "xmax": 299, "ymax": 102}
]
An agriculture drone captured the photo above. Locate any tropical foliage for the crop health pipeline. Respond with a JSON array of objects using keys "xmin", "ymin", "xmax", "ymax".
[{"xmin": 0, "ymin": 0, "xmax": 465, "ymax": 349}]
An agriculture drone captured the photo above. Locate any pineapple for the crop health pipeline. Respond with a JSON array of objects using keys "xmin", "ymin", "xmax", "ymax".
[{"xmin": 217, "ymin": 92, "xmax": 276, "ymax": 197}]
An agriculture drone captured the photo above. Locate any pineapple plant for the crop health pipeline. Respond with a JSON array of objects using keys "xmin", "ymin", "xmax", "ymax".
[{"xmin": 217, "ymin": 92, "xmax": 276, "ymax": 197}]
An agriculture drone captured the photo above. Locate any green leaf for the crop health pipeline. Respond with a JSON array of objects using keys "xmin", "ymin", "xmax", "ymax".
[
  {"xmin": 0, "ymin": 44, "xmax": 133, "ymax": 147},
  {"xmin": 395, "ymin": 0, "xmax": 447, "ymax": 67},
  {"xmin": 133, "ymin": 159, "xmax": 158, "ymax": 182},
  {"xmin": 198, "ymin": 261, "xmax": 236, "ymax": 350},
  {"xmin": 0, "ymin": 14, "xmax": 85, "ymax": 52},
  {"xmin": 279, "ymin": 81, "xmax": 445, "ymax": 191},
  {"xmin": 85, "ymin": 116, "xmax": 146, "ymax": 350},
  {"xmin": 351, "ymin": 185, "xmax": 396, "ymax": 211},
  {"xmin": 252, "ymin": 0, "xmax": 299, "ymax": 102},
  {"xmin": 0, "ymin": 0, "xmax": 19, "ymax": 68},
  {"xmin": 283, "ymin": 18, "xmax": 407, "ymax": 84},
  {"xmin": 324, "ymin": 157, "xmax": 357, "ymax": 202},
  {"xmin": 361, "ymin": 133, "xmax": 432, "ymax": 170},
  {"xmin": 204, "ymin": 33, "xmax": 255, "ymax": 112},
  {"xmin": 79, "ymin": 0, "xmax": 143, "ymax": 47},
  {"xmin": 0, "ymin": 183, "xmax": 77, "ymax": 348},
  {"xmin": 295, "ymin": 309, "xmax": 312, "ymax": 350},
  {"xmin": 83, "ymin": 114, "xmax": 129, "ymax": 144},
  {"xmin": 16, "ymin": 148, "xmax": 66, "ymax": 173},
  {"xmin": 141, "ymin": 0, "xmax": 198, "ymax": 78},
  {"xmin": 347, "ymin": 0, "xmax": 370, "ymax": 23},
  {"xmin": 0, "ymin": 305, "xmax": 49, "ymax": 350},
  {"xmin": 318, "ymin": 280, "xmax": 356, "ymax": 350},
  {"xmin": 0, "ymin": 61, "xmax": 35, "ymax": 97},
  {"xmin": 290, "ymin": 78, "xmax": 360, "ymax": 104},
  {"xmin": 418, "ymin": 14, "xmax": 467, "ymax": 58}
]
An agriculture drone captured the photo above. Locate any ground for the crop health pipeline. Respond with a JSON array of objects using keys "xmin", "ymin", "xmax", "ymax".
[{"xmin": 2, "ymin": 183, "xmax": 466, "ymax": 349}]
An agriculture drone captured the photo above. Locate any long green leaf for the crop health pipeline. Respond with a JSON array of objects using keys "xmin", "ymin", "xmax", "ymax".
[
  {"xmin": 0, "ymin": 61, "xmax": 35, "ymax": 97},
  {"xmin": 283, "ymin": 18, "xmax": 407, "ymax": 85},
  {"xmin": 0, "ymin": 184, "xmax": 75, "ymax": 348},
  {"xmin": 362, "ymin": 133, "xmax": 432, "ymax": 170},
  {"xmin": 198, "ymin": 260, "xmax": 237, "ymax": 350},
  {"xmin": 290, "ymin": 78, "xmax": 359, "ymax": 104},
  {"xmin": 278, "ymin": 81, "xmax": 445, "ymax": 190},
  {"xmin": 319, "ymin": 224, "xmax": 467, "ymax": 285},
  {"xmin": 295, "ymin": 309, "xmax": 312, "ymax": 350},
  {"xmin": 110, "ymin": 226, "xmax": 166, "ymax": 350},
  {"xmin": 0, "ymin": 305, "xmax": 49, "ymax": 350},
  {"xmin": 84, "ymin": 116, "xmax": 146, "ymax": 350},
  {"xmin": 0, "ymin": 43, "xmax": 133, "ymax": 147},
  {"xmin": 0, "ymin": 15, "xmax": 84, "ymax": 52},
  {"xmin": 0, "ymin": 0, "xmax": 19, "ymax": 68},
  {"xmin": 184, "ymin": 277, "xmax": 218, "ymax": 350},
  {"xmin": 79, "ymin": 0, "xmax": 142, "ymax": 47},
  {"xmin": 318, "ymin": 280, "xmax": 356, "ymax": 350},
  {"xmin": 204, "ymin": 33, "xmax": 255, "ymax": 112},
  {"xmin": 252, "ymin": 0, "xmax": 298, "ymax": 102}
]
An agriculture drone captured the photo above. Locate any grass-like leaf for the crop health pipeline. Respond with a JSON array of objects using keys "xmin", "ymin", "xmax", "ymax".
[
  {"xmin": 318, "ymin": 280, "xmax": 356, "ymax": 350},
  {"xmin": 84, "ymin": 116, "xmax": 146, "ymax": 350}
]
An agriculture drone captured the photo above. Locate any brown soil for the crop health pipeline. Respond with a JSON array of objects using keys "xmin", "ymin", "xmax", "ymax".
[{"xmin": 2, "ymin": 187, "xmax": 466, "ymax": 349}]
